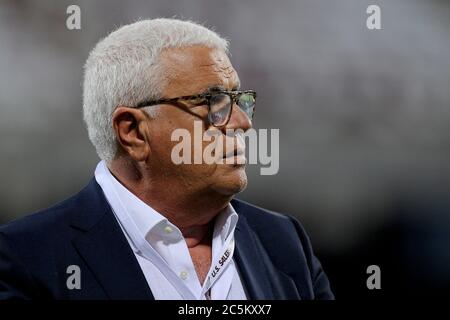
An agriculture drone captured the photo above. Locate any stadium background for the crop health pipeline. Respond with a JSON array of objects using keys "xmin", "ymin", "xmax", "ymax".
[{"xmin": 1, "ymin": 0, "xmax": 449, "ymax": 298}]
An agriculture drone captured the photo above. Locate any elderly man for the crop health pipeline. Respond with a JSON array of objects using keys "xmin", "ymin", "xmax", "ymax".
[{"xmin": 0, "ymin": 19, "xmax": 333, "ymax": 300}]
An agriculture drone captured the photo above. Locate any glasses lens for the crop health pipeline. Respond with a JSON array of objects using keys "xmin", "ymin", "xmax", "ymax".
[
  {"xmin": 209, "ymin": 93, "xmax": 232, "ymax": 126},
  {"xmin": 237, "ymin": 93, "xmax": 255, "ymax": 119}
]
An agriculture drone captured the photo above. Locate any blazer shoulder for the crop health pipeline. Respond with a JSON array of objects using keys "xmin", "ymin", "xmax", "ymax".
[
  {"xmin": 0, "ymin": 180, "xmax": 97, "ymax": 242},
  {"xmin": 0, "ymin": 206, "xmax": 68, "ymax": 258},
  {"xmin": 231, "ymin": 198, "xmax": 299, "ymax": 231},
  {"xmin": 232, "ymin": 198, "xmax": 335, "ymax": 299}
]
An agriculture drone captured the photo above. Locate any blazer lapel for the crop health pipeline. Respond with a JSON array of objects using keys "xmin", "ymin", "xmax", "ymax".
[
  {"xmin": 70, "ymin": 179, "xmax": 154, "ymax": 300},
  {"xmin": 234, "ymin": 214, "xmax": 275, "ymax": 300}
]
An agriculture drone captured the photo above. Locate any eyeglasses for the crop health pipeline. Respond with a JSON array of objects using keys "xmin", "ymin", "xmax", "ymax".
[{"xmin": 135, "ymin": 90, "xmax": 257, "ymax": 127}]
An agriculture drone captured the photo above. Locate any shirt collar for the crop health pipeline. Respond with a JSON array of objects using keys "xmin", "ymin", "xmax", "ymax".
[
  {"xmin": 95, "ymin": 160, "xmax": 168, "ymax": 242},
  {"xmin": 213, "ymin": 204, "xmax": 239, "ymax": 243}
]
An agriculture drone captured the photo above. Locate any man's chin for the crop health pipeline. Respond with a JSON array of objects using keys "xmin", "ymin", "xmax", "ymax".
[{"xmin": 211, "ymin": 167, "xmax": 248, "ymax": 196}]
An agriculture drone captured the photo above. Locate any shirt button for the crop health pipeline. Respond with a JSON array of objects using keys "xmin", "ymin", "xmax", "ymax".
[
  {"xmin": 163, "ymin": 226, "xmax": 173, "ymax": 234},
  {"xmin": 180, "ymin": 271, "xmax": 188, "ymax": 280}
]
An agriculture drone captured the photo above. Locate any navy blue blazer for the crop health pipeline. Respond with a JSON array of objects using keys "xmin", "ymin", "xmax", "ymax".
[{"xmin": 0, "ymin": 178, "xmax": 334, "ymax": 300}]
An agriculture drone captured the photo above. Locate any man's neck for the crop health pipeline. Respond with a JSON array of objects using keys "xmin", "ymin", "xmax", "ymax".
[
  {"xmin": 107, "ymin": 160, "xmax": 232, "ymax": 238},
  {"xmin": 181, "ymin": 220, "xmax": 214, "ymax": 248}
]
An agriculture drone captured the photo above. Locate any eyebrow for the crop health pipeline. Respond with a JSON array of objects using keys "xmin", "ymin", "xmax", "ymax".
[{"xmin": 202, "ymin": 81, "xmax": 241, "ymax": 94}]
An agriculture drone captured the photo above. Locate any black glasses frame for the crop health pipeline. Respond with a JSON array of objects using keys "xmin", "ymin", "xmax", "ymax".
[{"xmin": 134, "ymin": 90, "xmax": 257, "ymax": 127}]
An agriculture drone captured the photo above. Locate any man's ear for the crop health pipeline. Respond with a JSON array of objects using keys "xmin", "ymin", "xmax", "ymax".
[{"xmin": 112, "ymin": 106, "xmax": 151, "ymax": 162}]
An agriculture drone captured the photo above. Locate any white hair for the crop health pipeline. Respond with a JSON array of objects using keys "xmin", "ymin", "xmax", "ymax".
[{"xmin": 82, "ymin": 18, "xmax": 229, "ymax": 163}]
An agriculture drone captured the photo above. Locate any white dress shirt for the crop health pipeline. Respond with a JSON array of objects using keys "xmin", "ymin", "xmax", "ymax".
[{"xmin": 94, "ymin": 161, "xmax": 247, "ymax": 300}]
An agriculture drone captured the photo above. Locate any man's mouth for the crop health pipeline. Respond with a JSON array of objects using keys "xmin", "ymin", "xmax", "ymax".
[{"xmin": 223, "ymin": 148, "xmax": 245, "ymax": 159}]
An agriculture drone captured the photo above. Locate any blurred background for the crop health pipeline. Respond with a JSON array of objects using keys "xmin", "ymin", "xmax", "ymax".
[{"xmin": 1, "ymin": 0, "xmax": 449, "ymax": 299}]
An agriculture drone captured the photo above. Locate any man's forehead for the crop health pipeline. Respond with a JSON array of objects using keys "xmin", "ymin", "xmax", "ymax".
[{"xmin": 160, "ymin": 46, "xmax": 240, "ymax": 95}]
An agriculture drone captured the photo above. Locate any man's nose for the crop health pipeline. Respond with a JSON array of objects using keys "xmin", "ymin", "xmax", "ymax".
[{"xmin": 223, "ymin": 104, "xmax": 252, "ymax": 132}]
